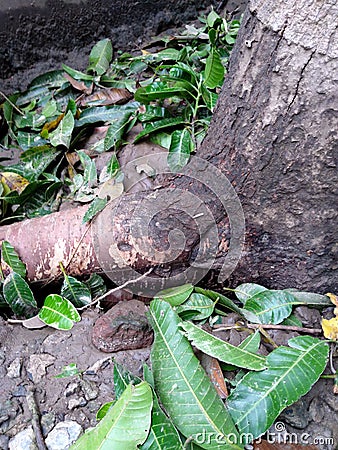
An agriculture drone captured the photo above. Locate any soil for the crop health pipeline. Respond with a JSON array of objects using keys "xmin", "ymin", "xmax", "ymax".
[{"xmin": 0, "ymin": 1, "xmax": 337, "ymax": 449}]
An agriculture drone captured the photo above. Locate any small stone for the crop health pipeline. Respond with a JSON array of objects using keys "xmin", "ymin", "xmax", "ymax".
[
  {"xmin": 84, "ymin": 357, "xmax": 111, "ymax": 375},
  {"xmin": 45, "ymin": 421, "xmax": 82, "ymax": 450},
  {"xmin": 280, "ymin": 398, "xmax": 309, "ymax": 428},
  {"xmin": 64, "ymin": 382, "xmax": 79, "ymax": 397},
  {"xmin": 309, "ymin": 397, "xmax": 325, "ymax": 422},
  {"xmin": 68, "ymin": 397, "xmax": 87, "ymax": 410},
  {"xmin": 80, "ymin": 379, "xmax": 99, "ymax": 401},
  {"xmin": 26, "ymin": 354, "xmax": 55, "ymax": 383},
  {"xmin": 92, "ymin": 300, "xmax": 153, "ymax": 352},
  {"xmin": 7, "ymin": 357, "xmax": 22, "ymax": 378},
  {"xmin": 8, "ymin": 426, "xmax": 37, "ymax": 450},
  {"xmin": 41, "ymin": 411, "xmax": 56, "ymax": 437}
]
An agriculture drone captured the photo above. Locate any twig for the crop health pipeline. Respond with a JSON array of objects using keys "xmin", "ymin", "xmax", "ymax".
[
  {"xmin": 0, "ymin": 90, "xmax": 24, "ymax": 115},
  {"xmin": 77, "ymin": 268, "xmax": 154, "ymax": 310},
  {"xmin": 213, "ymin": 323, "xmax": 323, "ymax": 335},
  {"xmin": 26, "ymin": 386, "xmax": 47, "ymax": 450}
]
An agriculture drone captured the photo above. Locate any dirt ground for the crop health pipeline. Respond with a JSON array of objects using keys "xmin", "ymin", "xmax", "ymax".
[{"xmin": 0, "ymin": 2, "xmax": 337, "ymax": 449}]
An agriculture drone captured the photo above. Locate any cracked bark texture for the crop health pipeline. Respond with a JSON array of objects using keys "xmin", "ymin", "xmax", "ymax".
[{"xmin": 201, "ymin": 0, "xmax": 338, "ymax": 291}]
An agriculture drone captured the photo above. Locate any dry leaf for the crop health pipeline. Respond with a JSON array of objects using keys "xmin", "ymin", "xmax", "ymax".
[
  {"xmin": 199, "ymin": 353, "xmax": 228, "ymax": 399},
  {"xmin": 80, "ymin": 88, "xmax": 132, "ymax": 107},
  {"xmin": 64, "ymin": 72, "xmax": 93, "ymax": 95},
  {"xmin": 321, "ymin": 317, "xmax": 338, "ymax": 340},
  {"xmin": 0, "ymin": 172, "xmax": 29, "ymax": 194}
]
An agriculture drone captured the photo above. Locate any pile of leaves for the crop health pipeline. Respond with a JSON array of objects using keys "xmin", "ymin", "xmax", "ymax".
[
  {"xmin": 1, "ymin": 241, "xmax": 337, "ymax": 449},
  {"xmin": 0, "ymin": 10, "xmax": 240, "ymax": 224}
]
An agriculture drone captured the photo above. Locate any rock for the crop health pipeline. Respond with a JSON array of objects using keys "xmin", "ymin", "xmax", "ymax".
[
  {"xmin": 67, "ymin": 397, "xmax": 87, "ymax": 410},
  {"xmin": 92, "ymin": 300, "xmax": 153, "ymax": 352},
  {"xmin": 64, "ymin": 382, "xmax": 79, "ymax": 397},
  {"xmin": 8, "ymin": 426, "xmax": 37, "ymax": 450},
  {"xmin": 45, "ymin": 421, "xmax": 82, "ymax": 450},
  {"xmin": 279, "ymin": 398, "xmax": 309, "ymax": 429},
  {"xmin": 80, "ymin": 379, "xmax": 99, "ymax": 401},
  {"xmin": 41, "ymin": 411, "xmax": 56, "ymax": 437},
  {"xmin": 7, "ymin": 357, "xmax": 22, "ymax": 378},
  {"xmin": 84, "ymin": 357, "xmax": 111, "ymax": 375},
  {"xmin": 0, "ymin": 434, "xmax": 9, "ymax": 450},
  {"xmin": 26, "ymin": 354, "xmax": 55, "ymax": 383},
  {"xmin": 294, "ymin": 306, "xmax": 322, "ymax": 328}
]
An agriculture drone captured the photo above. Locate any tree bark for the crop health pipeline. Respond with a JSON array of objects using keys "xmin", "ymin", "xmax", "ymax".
[{"xmin": 0, "ymin": 0, "xmax": 336, "ymax": 294}]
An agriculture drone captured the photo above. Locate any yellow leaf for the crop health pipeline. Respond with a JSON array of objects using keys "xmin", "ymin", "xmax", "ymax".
[
  {"xmin": 321, "ymin": 317, "xmax": 338, "ymax": 340},
  {"xmin": 0, "ymin": 172, "xmax": 29, "ymax": 195},
  {"xmin": 326, "ymin": 292, "xmax": 338, "ymax": 316}
]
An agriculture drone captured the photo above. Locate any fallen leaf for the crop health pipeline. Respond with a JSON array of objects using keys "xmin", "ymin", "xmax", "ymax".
[
  {"xmin": 321, "ymin": 317, "xmax": 338, "ymax": 340},
  {"xmin": 64, "ymin": 72, "xmax": 93, "ymax": 95},
  {"xmin": 199, "ymin": 353, "xmax": 228, "ymax": 399},
  {"xmin": 80, "ymin": 88, "xmax": 132, "ymax": 107},
  {"xmin": 0, "ymin": 172, "xmax": 29, "ymax": 194}
]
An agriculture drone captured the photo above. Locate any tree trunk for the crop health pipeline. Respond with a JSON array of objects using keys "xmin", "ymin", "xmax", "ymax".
[{"xmin": 1, "ymin": 0, "xmax": 336, "ymax": 294}]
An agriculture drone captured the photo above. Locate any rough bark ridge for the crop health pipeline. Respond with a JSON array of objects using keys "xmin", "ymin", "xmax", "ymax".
[
  {"xmin": 0, "ymin": 0, "xmax": 336, "ymax": 293},
  {"xmin": 201, "ymin": 0, "xmax": 338, "ymax": 292}
]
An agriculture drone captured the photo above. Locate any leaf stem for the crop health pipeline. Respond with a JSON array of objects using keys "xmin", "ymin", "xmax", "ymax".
[
  {"xmin": 213, "ymin": 323, "xmax": 323, "ymax": 335},
  {"xmin": 0, "ymin": 90, "xmax": 24, "ymax": 116}
]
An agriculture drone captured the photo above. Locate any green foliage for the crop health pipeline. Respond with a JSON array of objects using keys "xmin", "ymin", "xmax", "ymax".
[
  {"xmin": 38, "ymin": 294, "xmax": 81, "ymax": 330},
  {"xmin": 0, "ymin": 9, "xmax": 240, "ymax": 224},
  {"xmin": 3, "ymin": 272, "xmax": 37, "ymax": 317}
]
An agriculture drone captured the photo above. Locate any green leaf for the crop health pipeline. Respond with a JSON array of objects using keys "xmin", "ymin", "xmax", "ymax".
[
  {"xmin": 104, "ymin": 112, "xmax": 133, "ymax": 151},
  {"xmin": 82, "ymin": 197, "xmax": 108, "ymax": 223},
  {"xmin": 85, "ymin": 273, "xmax": 106, "ymax": 298},
  {"xmin": 176, "ymin": 293, "xmax": 216, "ymax": 320},
  {"xmin": 49, "ymin": 111, "xmax": 74, "ymax": 148},
  {"xmin": 281, "ymin": 313, "xmax": 303, "ymax": 327},
  {"xmin": 234, "ymin": 283, "xmax": 267, "ymax": 304},
  {"xmin": 3, "ymin": 272, "xmax": 37, "ymax": 317},
  {"xmin": 154, "ymin": 284, "xmax": 193, "ymax": 306},
  {"xmin": 70, "ymin": 382, "xmax": 152, "ymax": 450},
  {"xmin": 134, "ymin": 82, "xmax": 191, "ymax": 104},
  {"xmin": 96, "ymin": 402, "xmax": 115, "ymax": 421},
  {"xmin": 77, "ymin": 150, "xmax": 97, "ymax": 187},
  {"xmin": 62, "ymin": 64, "xmax": 95, "ymax": 81},
  {"xmin": 283, "ymin": 289, "xmax": 331, "ymax": 306},
  {"xmin": 222, "ymin": 330, "xmax": 262, "ymax": 372},
  {"xmin": 204, "ymin": 49, "xmax": 224, "ymax": 89},
  {"xmin": 227, "ymin": 336, "xmax": 329, "ymax": 441},
  {"xmin": 38, "ymin": 294, "xmax": 81, "ymax": 330},
  {"xmin": 16, "ymin": 131, "xmax": 47, "ymax": 150},
  {"xmin": 138, "ymin": 106, "xmax": 170, "ymax": 122},
  {"xmin": 20, "ymin": 145, "xmax": 60, "ymax": 180},
  {"xmin": 54, "ymin": 363, "xmax": 81, "ymax": 379},
  {"xmin": 87, "ymin": 38, "xmax": 113, "ymax": 76},
  {"xmin": 75, "ymin": 103, "xmax": 138, "ymax": 127},
  {"xmin": 243, "ymin": 290, "xmax": 296, "ymax": 324},
  {"xmin": 106, "ymin": 152, "xmax": 121, "ymax": 178},
  {"xmin": 167, "ymin": 128, "xmax": 193, "ymax": 172},
  {"xmin": 1, "ymin": 241, "xmax": 26, "ymax": 278},
  {"xmin": 207, "ymin": 9, "xmax": 221, "ymax": 28},
  {"xmin": 61, "ymin": 274, "xmax": 92, "ymax": 308},
  {"xmin": 181, "ymin": 321, "xmax": 267, "ymax": 371},
  {"xmin": 148, "ymin": 299, "xmax": 243, "ymax": 449},
  {"xmin": 134, "ymin": 117, "xmax": 186, "ymax": 143}
]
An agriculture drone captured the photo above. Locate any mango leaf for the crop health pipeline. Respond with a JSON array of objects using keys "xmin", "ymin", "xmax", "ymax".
[
  {"xmin": 104, "ymin": 112, "xmax": 133, "ymax": 151},
  {"xmin": 148, "ymin": 299, "xmax": 243, "ymax": 450},
  {"xmin": 181, "ymin": 321, "xmax": 267, "ymax": 371},
  {"xmin": 234, "ymin": 283, "xmax": 267, "ymax": 304},
  {"xmin": 61, "ymin": 274, "xmax": 92, "ymax": 308},
  {"xmin": 154, "ymin": 284, "xmax": 193, "ymax": 306},
  {"xmin": 77, "ymin": 150, "xmax": 97, "ymax": 188},
  {"xmin": 227, "ymin": 336, "xmax": 329, "ymax": 441},
  {"xmin": 243, "ymin": 290, "xmax": 296, "ymax": 324},
  {"xmin": 62, "ymin": 64, "xmax": 95, "ymax": 81},
  {"xmin": 167, "ymin": 128, "xmax": 193, "ymax": 172},
  {"xmin": 16, "ymin": 131, "xmax": 48, "ymax": 150},
  {"xmin": 222, "ymin": 330, "xmax": 262, "ymax": 372},
  {"xmin": 134, "ymin": 117, "xmax": 186, "ymax": 143},
  {"xmin": 137, "ymin": 106, "xmax": 170, "ymax": 122},
  {"xmin": 85, "ymin": 273, "xmax": 106, "ymax": 298},
  {"xmin": 20, "ymin": 145, "xmax": 60, "ymax": 179},
  {"xmin": 38, "ymin": 294, "xmax": 81, "ymax": 330},
  {"xmin": 204, "ymin": 49, "xmax": 224, "ymax": 89},
  {"xmin": 87, "ymin": 38, "xmax": 113, "ymax": 76},
  {"xmin": 1, "ymin": 240, "xmax": 26, "ymax": 278},
  {"xmin": 49, "ymin": 110, "xmax": 74, "ymax": 148},
  {"xmin": 54, "ymin": 363, "xmax": 81, "ymax": 379},
  {"xmin": 82, "ymin": 197, "xmax": 108, "ymax": 224},
  {"xmin": 75, "ymin": 103, "xmax": 138, "ymax": 127},
  {"xmin": 283, "ymin": 289, "xmax": 331, "ymax": 306},
  {"xmin": 70, "ymin": 382, "xmax": 152, "ymax": 450},
  {"xmin": 281, "ymin": 313, "xmax": 303, "ymax": 327},
  {"xmin": 134, "ymin": 82, "xmax": 191, "ymax": 104},
  {"xmin": 3, "ymin": 272, "xmax": 37, "ymax": 317},
  {"xmin": 96, "ymin": 402, "xmax": 115, "ymax": 420},
  {"xmin": 106, "ymin": 152, "xmax": 120, "ymax": 178},
  {"xmin": 176, "ymin": 292, "xmax": 216, "ymax": 320}
]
